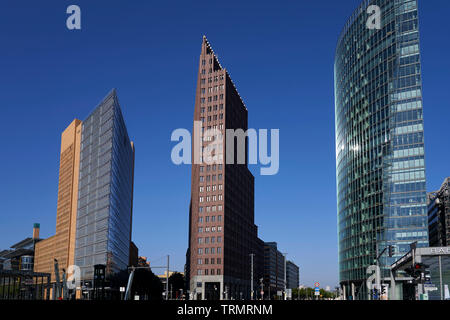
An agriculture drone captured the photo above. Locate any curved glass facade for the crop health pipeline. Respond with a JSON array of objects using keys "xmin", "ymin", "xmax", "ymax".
[{"xmin": 335, "ymin": 0, "xmax": 428, "ymax": 298}]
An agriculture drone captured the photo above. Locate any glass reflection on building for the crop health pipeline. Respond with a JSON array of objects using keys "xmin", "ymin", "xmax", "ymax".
[
  {"xmin": 335, "ymin": 0, "xmax": 428, "ymax": 298},
  {"xmin": 75, "ymin": 90, "xmax": 135, "ymax": 281}
]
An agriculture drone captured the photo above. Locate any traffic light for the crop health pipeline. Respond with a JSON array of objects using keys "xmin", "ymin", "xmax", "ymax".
[
  {"xmin": 405, "ymin": 263, "xmax": 429, "ymax": 279},
  {"xmin": 381, "ymin": 285, "xmax": 386, "ymax": 296}
]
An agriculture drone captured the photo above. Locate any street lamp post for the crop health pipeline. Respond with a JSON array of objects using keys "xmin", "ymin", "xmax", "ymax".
[
  {"xmin": 250, "ymin": 253, "xmax": 255, "ymax": 300},
  {"xmin": 282, "ymin": 253, "xmax": 287, "ymax": 300}
]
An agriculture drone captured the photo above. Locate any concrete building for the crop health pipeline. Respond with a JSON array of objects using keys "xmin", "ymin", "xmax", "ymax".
[
  {"xmin": 335, "ymin": 0, "xmax": 429, "ymax": 299},
  {"xmin": 428, "ymin": 178, "xmax": 450, "ymax": 247},
  {"xmin": 34, "ymin": 90, "xmax": 135, "ymax": 288},
  {"xmin": 286, "ymin": 260, "xmax": 299, "ymax": 289},
  {"xmin": 129, "ymin": 242, "xmax": 139, "ymax": 267},
  {"xmin": 263, "ymin": 242, "xmax": 285, "ymax": 298},
  {"xmin": 186, "ymin": 36, "xmax": 264, "ymax": 300}
]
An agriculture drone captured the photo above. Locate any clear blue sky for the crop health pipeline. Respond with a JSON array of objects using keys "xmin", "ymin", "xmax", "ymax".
[{"xmin": 0, "ymin": 0, "xmax": 449, "ymax": 289}]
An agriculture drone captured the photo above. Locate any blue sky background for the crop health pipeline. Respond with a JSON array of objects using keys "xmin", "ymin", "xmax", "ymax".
[{"xmin": 0, "ymin": 0, "xmax": 449, "ymax": 288}]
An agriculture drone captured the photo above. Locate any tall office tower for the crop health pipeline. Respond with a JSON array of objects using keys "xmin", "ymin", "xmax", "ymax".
[
  {"xmin": 187, "ymin": 36, "xmax": 263, "ymax": 300},
  {"xmin": 428, "ymin": 178, "xmax": 450, "ymax": 247},
  {"xmin": 34, "ymin": 119, "xmax": 83, "ymax": 282},
  {"xmin": 34, "ymin": 90, "xmax": 135, "ymax": 289},
  {"xmin": 75, "ymin": 90, "xmax": 135, "ymax": 282},
  {"xmin": 335, "ymin": 0, "xmax": 428, "ymax": 299}
]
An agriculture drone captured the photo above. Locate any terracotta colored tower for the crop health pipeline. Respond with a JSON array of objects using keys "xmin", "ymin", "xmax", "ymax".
[{"xmin": 187, "ymin": 36, "xmax": 263, "ymax": 300}]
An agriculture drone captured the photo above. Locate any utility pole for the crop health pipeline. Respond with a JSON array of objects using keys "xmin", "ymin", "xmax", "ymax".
[
  {"xmin": 250, "ymin": 253, "xmax": 255, "ymax": 300},
  {"xmin": 283, "ymin": 253, "xmax": 287, "ymax": 300},
  {"xmin": 166, "ymin": 255, "xmax": 170, "ymax": 301}
]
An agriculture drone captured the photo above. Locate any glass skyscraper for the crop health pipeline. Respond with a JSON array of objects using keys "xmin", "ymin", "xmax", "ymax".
[
  {"xmin": 335, "ymin": 0, "xmax": 428, "ymax": 299},
  {"xmin": 75, "ymin": 89, "xmax": 135, "ymax": 281}
]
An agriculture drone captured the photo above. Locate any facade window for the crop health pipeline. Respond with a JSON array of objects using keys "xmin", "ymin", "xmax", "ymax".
[
  {"xmin": 205, "ymin": 248, "xmax": 209, "ymax": 254},
  {"xmin": 211, "ymin": 247, "xmax": 215, "ymax": 254},
  {"xmin": 199, "ymin": 196, "xmax": 204, "ymax": 203},
  {"xmin": 205, "ymin": 269, "xmax": 209, "ymax": 275},
  {"xmin": 217, "ymin": 247, "xmax": 222, "ymax": 253},
  {"xmin": 218, "ymin": 174, "xmax": 222, "ymax": 180},
  {"xmin": 198, "ymin": 227, "xmax": 203, "ymax": 233},
  {"xmin": 217, "ymin": 258, "xmax": 221, "ymax": 264},
  {"xmin": 217, "ymin": 236, "xmax": 222, "ymax": 243},
  {"xmin": 199, "ymin": 186, "xmax": 204, "ymax": 192},
  {"xmin": 217, "ymin": 269, "xmax": 221, "ymax": 275},
  {"xmin": 199, "ymin": 207, "xmax": 203, "ymax": 213},
  {"xmin": 198, "ymin": 248, "xmax": 203, "ymax": 255},
  {"xmin": 218, "ymin": 215, "xmax": 222, "ymax": 221},
  {"xmin": 198, "ymin": 238, "xmax": 203, "ymax": 244},
  {"xmin": 197, "ymin": 270, "xmax": 203, "ymax": 275}
]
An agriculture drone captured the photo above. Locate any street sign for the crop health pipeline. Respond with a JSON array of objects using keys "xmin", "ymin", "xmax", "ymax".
[
  {"xmin": 120, "ymin": 287, "xmax": 125, "ymax": 292},
  {"xmin": 314, "ymin": 282, "xmax": 320, "ymax": 287},
  {"xmin": 315, "ymin": 287, "xmax": 320, "ymax": 296},
  {"xmin": 424, "ymin": 284, "xmax": 438, "ymax": 292}
]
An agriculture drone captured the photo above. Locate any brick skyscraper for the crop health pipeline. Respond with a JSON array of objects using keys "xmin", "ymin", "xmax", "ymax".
[{"xmin": 187, "ymin": 36, "xmax": 263, "ymax": 300}]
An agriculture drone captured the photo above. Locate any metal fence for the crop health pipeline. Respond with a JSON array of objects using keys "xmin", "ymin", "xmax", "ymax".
[{"xmin": 0, "ymin": 270, "xmax": 50, "ymax": 300}]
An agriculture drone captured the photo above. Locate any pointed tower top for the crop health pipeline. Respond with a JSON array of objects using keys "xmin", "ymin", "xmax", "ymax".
[{"xmin": 199, "ymin": 36, "xmax": 247, "ymax": 110}]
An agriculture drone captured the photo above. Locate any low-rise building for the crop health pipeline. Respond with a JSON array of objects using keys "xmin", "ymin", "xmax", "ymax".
[
  {"xmin": 286, "ymin": 260, "xmax": 299, "ymax": 289},
  {"xmin": 428, "ymin": 178, "xmax": 450, "ymax": 247},
  {"xmin": 0, "ymin": 223, "xmax": 41, "ymax": 271}
]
